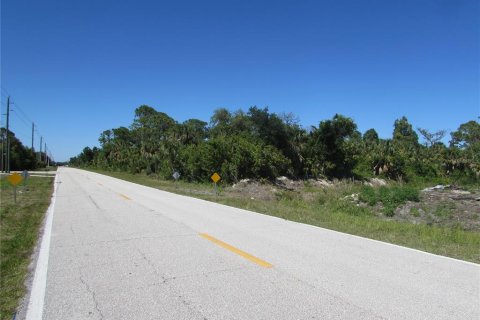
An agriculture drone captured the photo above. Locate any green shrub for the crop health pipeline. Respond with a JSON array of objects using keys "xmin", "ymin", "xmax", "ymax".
[
  {"xmin": 410, "ymin": 207, "xmax": 420, "ymax": 217},
  {"xmin": 393, "ymin": 185, "xmax": 420, "ymax": 202},
  {"xmin": 317, "ymin": 192, "xmax": 328, "ymax": 205},
  {"xmin": 359, "ymin": 185, "xmax": 420, "ymax": 216},
  {"xmin": 434, "ymin": 202, "xmax": 456, "ymax": 218},
  {"xmin": 275, "ymin": 190, "xmax": 296, "ymax": 201},
  {"xmin": 330, "ymin": 201, "xmax": 372, "ymax": 216},
  {"xmin": 358, "ymin": 186, "xmax": 378, "ymax": 206}
]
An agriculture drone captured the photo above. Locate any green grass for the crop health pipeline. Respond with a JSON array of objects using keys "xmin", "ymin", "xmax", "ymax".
[
  {"xmin": 433, "ymin": 202, "xmax": 456, "ymax": 218},
  {"xmin": 410, "ymin": 207, "xmax": 421, "ymax": 217},
  {"xmin": 359, "ymin": 185, "xmax": 420, "ymax": 216},
  {"xmin": 0, "ymin": 176, "xmax": 54, "ymax": 320},
  {"xmin": 86, "ymin": 168, "xmax": 480, "ymax": 263}
]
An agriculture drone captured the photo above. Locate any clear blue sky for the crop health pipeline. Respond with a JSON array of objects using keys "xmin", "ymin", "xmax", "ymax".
[{"xmin": 1, "ymin": 0, "xmax": 479, "ymax": 161}]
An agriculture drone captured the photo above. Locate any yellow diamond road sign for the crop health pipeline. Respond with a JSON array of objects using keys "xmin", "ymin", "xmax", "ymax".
[
  {"xmin": 7, "ymin": 173, "xmax": 23, "ymax": 186},
  {"xmin": 211, "ymin": 172, "xmax": 221, "ymax": 183}
]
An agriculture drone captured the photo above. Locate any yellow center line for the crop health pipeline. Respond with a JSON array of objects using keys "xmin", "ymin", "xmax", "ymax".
[
  {"xmin": 199, "ymin": 233, "xmax": 273, "ymax": 268},
  {"xmin": 119, "ymin": 193, "xmax": 131, "ymax": 200}
]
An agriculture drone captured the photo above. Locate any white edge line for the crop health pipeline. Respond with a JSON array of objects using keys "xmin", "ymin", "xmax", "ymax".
[
  {"xmin": 25, "ymin": 173, "xmax": 59, "ymax": 320},
  {"xmin": 80, "ymin": 168, "xmax": 480, "ymax": 267}
]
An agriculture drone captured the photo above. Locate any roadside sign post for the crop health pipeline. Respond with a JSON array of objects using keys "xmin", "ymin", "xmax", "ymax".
[
  {"xmin": 21, "ymin": 170, "xmax": 30, "ymax": 188},
  {"xmin": 172, "ymin": 171, "xmax": 180, "ymax": 181},
  {"xmin": 7, "ymin": 173, "xmax": 23, "ymax": 204},
  {"xmin": 210, "ymin": 172, "xmax": 221, "ymax": 196}
]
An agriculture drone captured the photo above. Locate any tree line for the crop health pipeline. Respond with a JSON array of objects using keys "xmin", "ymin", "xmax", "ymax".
[
  {"xmin": 70, "ymin": 105, "xmax": 479, "ymax": 183},
  {"xmin": 0, "ymin": 128, "xmax": 51, "ymax": 171}
]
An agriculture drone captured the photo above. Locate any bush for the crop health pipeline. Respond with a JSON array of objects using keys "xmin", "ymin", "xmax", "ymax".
[
  {"xmin": 359, "ymin": 186, "xmax": 378, "ymax": 206},
  {"xmin": 359, "ymin": 185, "xmax": 419, "ymax": 216}
]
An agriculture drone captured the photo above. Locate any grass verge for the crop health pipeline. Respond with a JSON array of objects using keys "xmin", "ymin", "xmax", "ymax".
[
  {"xmin": 0, "ymin": 176, "xmax": 54, "ymax": 320},
  {"xmin": 87, "ymin": 168, "xmax": 480, "ymax": 264}
]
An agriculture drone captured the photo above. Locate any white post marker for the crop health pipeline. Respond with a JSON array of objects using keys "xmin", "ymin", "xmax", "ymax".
[{"xmin": 22, "ymin": 170, "xmax": 30, "ymax": 187}]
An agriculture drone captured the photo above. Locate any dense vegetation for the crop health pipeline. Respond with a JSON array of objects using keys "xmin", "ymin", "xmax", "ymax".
[
  {"xmin": 70, "ymin": 105, "xmax": 479, "ymax": 184},
  {"xmin": 0, "ymin": 128, "xmax": 48, "ymax": 171}
]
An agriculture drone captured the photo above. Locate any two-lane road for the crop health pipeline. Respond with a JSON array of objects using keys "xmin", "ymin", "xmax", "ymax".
[{"xmin": 27, "ymin": 168, "xmax": 479, "ymax": 319}]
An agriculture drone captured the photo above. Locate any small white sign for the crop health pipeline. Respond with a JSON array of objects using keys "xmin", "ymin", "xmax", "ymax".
[{"xmin": 172, "ymin": 171, "xmax": 180, "ymax": 180}]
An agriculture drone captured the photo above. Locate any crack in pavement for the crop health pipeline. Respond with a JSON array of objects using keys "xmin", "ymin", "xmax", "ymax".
[
  {"xmin": 88, "ymin": 195, "xmax": 101, "ymax": 209},
  {"xmin": 79, "ymin": 275, "xmax": 105, "ymax": 320},
  {"xmin": 162, "ymin": 266, "xmax": 249, "ymax": 284},
  {"xmin": 136, "ymin": 248, "xmax": 209, "ymax": 319}
]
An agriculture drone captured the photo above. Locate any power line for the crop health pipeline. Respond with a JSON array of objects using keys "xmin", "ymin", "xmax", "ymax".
[
  {"xmin": 8, "ymin": 114, "xmax": 32, "ymax": 147},
  {"xmin": 0, "ymin": 91, "xmax": 43, "ymax": 135},
  {"xmin": 9, "ymin": 98, "xmax": 46, "ymax": 143},
  {"xmin": 0, "ymin": 89, "xmax": 57, "ymax": 167},
  {"xmin": 1, "ymin": 88, "xmax": 10, "ymax": 98},
  {"xmin": 8, "ymin": 104, "xmax": 36, "ymax": 148},
  {"xmin": 12, "ymin": 110, "xmax": 32, "ymax": 129},
  {"xmin": 15, "ymin": 132, "xmax": 31, "ymax": 145},
  {"xmin": 10, "ymin": 100, "xmax": 34, "ymax": 124}
]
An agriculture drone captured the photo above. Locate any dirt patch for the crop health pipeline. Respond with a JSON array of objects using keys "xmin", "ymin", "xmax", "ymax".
[
  {"xmin": 227, "ymin": 178, "xmax": 480, "ymax": 232},
  {"xmin": 228, "ymin": 179, "xmax": 279, "ymax": 200},
  {"xmin": 227, "ymin": 176, "xmax": 336, "ymax": 200},
  {"xmin": 393, "ymin": 186, "xmax": 480, "ymax": 231}
]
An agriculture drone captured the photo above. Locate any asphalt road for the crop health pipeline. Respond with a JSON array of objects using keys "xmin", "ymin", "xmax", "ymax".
[{"xmin": 32, "ymin": 168, "xmax": 479, "ymax": 319}]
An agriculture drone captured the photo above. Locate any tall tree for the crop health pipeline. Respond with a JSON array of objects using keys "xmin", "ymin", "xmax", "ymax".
[
  {"xmin": 450, "ymin": 120, "xmax": 480, "ymax": 149},
  {"xmin": 306, "ymin": 114, "xmax": 359, "ymax": 178},
  {"xmin": 417, "ymin": 128, "xmax": 446, "ymax": 147},
  {"xmin": 363, "ymin": 128, "xmax": 379, "ymax": 145},
  {"xmin": 393, "ymin": 116, "xmax": 419, "ymax": 146},
  {"xmin": 449, "ymin": 120, "xmax": 480, "ymax": 177}
]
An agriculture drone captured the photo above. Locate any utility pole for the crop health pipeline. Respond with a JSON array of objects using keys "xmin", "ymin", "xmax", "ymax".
[
  {"xmin": 6, "ymin": 96, "xmax": 10, "ymax": 173},
  {"xmin": 1, "ymin": 110, "xmax": 3, "ymax": 172},
  {"xmin": 46, "ymin": 146, "xmax": 50, "ymax": 167},
  {"xmin": 39, "ymin": 136, "xmax": 43, "ymax": 162},
  {"xmin": 32, "ymin": 122, "xmax": 35, "ymax": 151},
  {"xmin": 0, "ymin": 112, "xmax": 3, "ymax": 172},
  {"xmin": 0, "ymin": 127, "xmax": 3, "ymax": 172}
]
